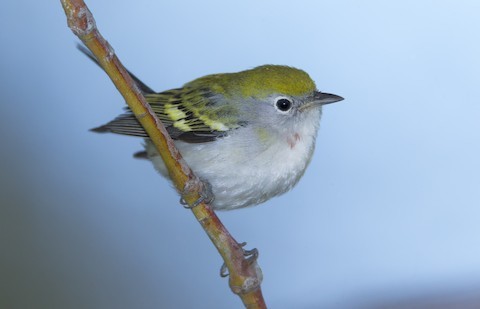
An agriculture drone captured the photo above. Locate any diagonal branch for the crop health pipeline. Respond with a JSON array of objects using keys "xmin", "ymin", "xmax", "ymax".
[{"xmin": 60, "ymin": 1, "xmax": 266, "ymax": 308}]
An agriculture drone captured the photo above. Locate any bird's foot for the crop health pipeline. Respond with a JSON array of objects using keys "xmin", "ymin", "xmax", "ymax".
[
  {"xmin": 220, "ymin": 242, "xmax": 259, "ymax": 277},
  {"xmin": 180, "ymin": 178, "xmax": 214, "ymax": 209}
]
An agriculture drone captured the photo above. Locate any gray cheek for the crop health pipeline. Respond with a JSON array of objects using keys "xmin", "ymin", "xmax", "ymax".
[{"xmin": 237, "ymin": 97, "xmax": 302, "ymax": 132}]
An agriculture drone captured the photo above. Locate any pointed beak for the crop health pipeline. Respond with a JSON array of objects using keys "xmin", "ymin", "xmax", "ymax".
[{"xmin": 314, "ymin": 91, "xmax": 344, "ymax": 105}]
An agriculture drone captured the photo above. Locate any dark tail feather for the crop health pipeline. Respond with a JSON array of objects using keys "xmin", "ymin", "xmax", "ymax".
[
  {"xmin": 90, "ymin": 113, "xmax": 149, "ymax": 137},
  {"xmin": 133, "ymin": 151, "xmax": 148, "ymax": 159},
  {"xmin": 90, "ymin": 125, "xmax": 111, "ymax": 133},
  {"xmin": 76, "ymin": 43, "xmax": 155, "ymax": 94},
  {"xmin": 78, "ymin": 43, "xmax": 154, "ymax": 137}
]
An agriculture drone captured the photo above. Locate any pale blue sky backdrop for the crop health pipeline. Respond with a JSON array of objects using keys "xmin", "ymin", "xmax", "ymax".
[{"xmin": 1, "ymin": 1, "xmax": 480, "ymax": 308}]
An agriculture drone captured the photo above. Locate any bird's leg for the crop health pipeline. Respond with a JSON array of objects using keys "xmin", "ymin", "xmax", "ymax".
[
  {"xmin": 219, "ymin": 242, "xmax": 259, "ymax": 277},
  {"xmin": 180, "ymin": 178, "xmax": 215, "ymax": 208}
]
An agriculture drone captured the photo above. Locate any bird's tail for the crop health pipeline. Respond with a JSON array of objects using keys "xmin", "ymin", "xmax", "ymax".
[
  {"xmin": 77, "ymin": 43, "xmax": 152, "ymax": 137},
  {"xmin": 76, "ymin": 43, "xmax": 155, "ymax": 94}
]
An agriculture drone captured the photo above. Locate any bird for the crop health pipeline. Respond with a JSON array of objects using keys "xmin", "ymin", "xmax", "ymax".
[{"xmin": 84, "ymin": 49, "xmax": 343, "ymax": 210}]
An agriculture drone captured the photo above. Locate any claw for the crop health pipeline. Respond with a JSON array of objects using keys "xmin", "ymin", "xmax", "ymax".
[
  {"xmin": 180, "ymin": 178, "xmax": 214, "ymax": 209},
  {"xmin": 240, "ymin": 242, "xmax": 259, "ymax": 264},
  {"xmin": 180, "ymin": 195, "xmax": 205, "ymax": 208},
  {"xmin": 218, "ymin": 242, "xmax": 259, "ymax": 278},
  {"xmin": 220, "ymin": 263, "xmax": 229, "ymax": 277}
]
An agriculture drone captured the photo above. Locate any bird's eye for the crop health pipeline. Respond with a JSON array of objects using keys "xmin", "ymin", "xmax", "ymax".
[{"xmin": 275, "ymin": 97, "xmax": 293, "ymax": 113}]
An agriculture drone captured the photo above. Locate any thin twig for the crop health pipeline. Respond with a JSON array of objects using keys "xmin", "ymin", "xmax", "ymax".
[{"xmin": 60, "ymin": 1, "xmax": 266, "ymax": 308}]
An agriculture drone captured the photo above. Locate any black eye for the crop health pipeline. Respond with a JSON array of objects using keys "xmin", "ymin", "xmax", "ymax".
[{"xmin": 275, "ymin": 98, "xmax": 293, "ymax": 112}]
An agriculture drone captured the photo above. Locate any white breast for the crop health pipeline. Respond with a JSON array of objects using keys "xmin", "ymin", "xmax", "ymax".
[{"xmin": 147, "ymin": 110, "xmax": 321, "ymax": 210}]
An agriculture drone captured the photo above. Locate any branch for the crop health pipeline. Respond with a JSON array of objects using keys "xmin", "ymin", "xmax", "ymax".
[{"xmin": 60, "ymin": 1, "xmax": 266, "ymax": 307}]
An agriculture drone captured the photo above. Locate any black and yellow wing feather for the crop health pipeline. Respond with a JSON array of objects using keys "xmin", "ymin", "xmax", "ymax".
[
  {"xmin": 80, "ymin": 45, "xmax": 240, "ymax": 143},
  {"xmin": 92, "ymin": 88, "xmax": 232, "ymax": 143}
]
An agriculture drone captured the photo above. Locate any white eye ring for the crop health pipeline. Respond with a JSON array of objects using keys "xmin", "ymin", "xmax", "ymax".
[{"xmin": 274, "ymin": 96, "xmax": 293, "ymax": 113}]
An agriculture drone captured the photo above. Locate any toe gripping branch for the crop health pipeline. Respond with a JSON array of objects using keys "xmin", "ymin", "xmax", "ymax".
[
  {"xmin": 180, "ymin": 178, "xmax": 215, "ymax": 209},
  {"xmin": 220, "ymin": 242, "xmax": 259, "ymax": 278},
  {"xmin": 180, "ymin": 178, "xmax": 263, "ymax": 295},
  {"xmin": 220, "ymin": 241, "xmax": 263, "ymax": 296}
]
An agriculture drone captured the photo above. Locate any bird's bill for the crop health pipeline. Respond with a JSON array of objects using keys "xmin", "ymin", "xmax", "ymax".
[{"xmin": 314, "ymin": 91, "xmax": 344, "ymax": 105}]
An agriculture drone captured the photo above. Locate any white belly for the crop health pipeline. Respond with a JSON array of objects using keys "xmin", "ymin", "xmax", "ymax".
[{"xmin": 146, "ymin": 121, "xmax": 319, "ymax": 210}]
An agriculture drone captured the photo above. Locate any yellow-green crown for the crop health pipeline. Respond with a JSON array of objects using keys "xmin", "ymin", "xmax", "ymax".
[{"xmin": 185, "ymin": 65, "xmax": 317, "ymax": 99}]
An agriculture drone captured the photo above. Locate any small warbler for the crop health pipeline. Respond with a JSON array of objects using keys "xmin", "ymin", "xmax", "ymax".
[{"xmin": 88, "ymin": 52, "xmax": 343, "ymax": 210}]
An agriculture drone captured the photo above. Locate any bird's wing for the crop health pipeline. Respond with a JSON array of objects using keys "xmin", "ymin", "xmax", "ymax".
[
  {"xmin": 92, "ymin": 87, "xmax": 241, "ymax": 143},
  {"xmin": 80, "ymin": 43, "xmax": 242, "ymax": 143}
]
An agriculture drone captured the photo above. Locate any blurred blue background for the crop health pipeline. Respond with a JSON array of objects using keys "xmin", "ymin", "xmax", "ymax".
[{"xmin": 1, "ymin": 1, "xmax": 480, "ymax": 308}]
